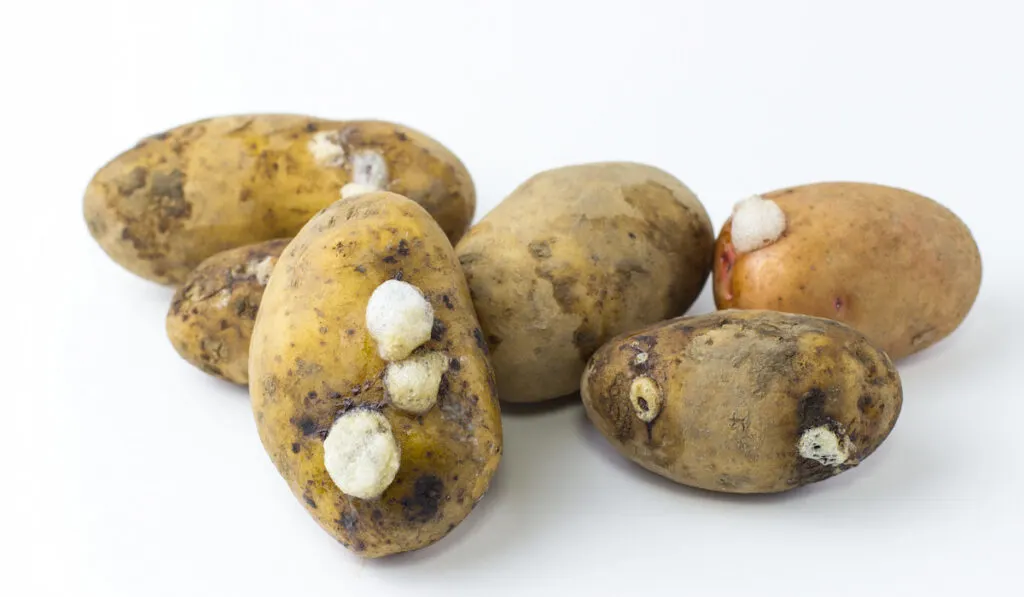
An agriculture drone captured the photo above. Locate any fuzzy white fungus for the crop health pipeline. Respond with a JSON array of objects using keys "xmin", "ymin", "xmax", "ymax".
[
  {"xmin": 365, "ymin": 280, "xmax": 434, "ymax": 361},
  {"xmin": 340, "ymin": 182, "xmax": 380, "ymax": 199},
  {"xmin": 323, "ymin": 409, "xmax": 401, "ymax": 500},
  {"xmin": 307, "ymin": 130, "xmax": 347, "ymax": 168},
  {"xmin": 350, "ymin": 150, "xmax": 389, "ymax": 190},
  {"xmin": 798, "ymin": 426, "xmax": 853, "ymax": 466},
  {"xmin": 731, "ymin": 195, "xmax": 787, "ymax": 253},
  {"xmin": 385, "ymin": 352, "xmax": 450, "ymax": 414},
  {"xmin": 629, "ymin": 376, "xmax": 663, "ymax": 423}
]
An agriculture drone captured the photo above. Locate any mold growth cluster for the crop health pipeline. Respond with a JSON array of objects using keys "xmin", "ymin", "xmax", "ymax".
[
  {"xmin": 366, "ymin": 280, "xmax": 435, "ymax": 361},
  {"xmin": 322, "ymin": 409, "xmax": 401, "ymax": 500},
  {"xmin": 385, "ymin": 352, "xmax": 450, "ymax": 414},
  {"xmin": 731, "ymin": 195, "xmax": 787, "ymax": 253},
  {"xmin": 350, "ymin": 150, "xmax": 389, "ymax": 190},
  {"xmin": 798, "ymin": 425, "xmax": 854, "ymax": 466},
  {"xmin": 341, "ymin": 182, "xmax": 380, "ymax": 200},
  {"xmin": 307, "ymin": 130, "xmax": 347, "ymax": 168}
]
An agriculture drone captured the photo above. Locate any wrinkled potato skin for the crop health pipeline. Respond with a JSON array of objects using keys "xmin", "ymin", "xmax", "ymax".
[
  {"xmin": 84, "ymin": 115, "xmax": 475, "ymax": 284},
  {"xmin": 582, "ymin": 310, "xmax": 902, "ymax": 494},
  {"xmin": 714, "ymin": 182, "xmax": 981, "ymax": 360},
  {"xmin": 166, "ymin": 238, "xmax": 289, "ymax": 385},
  {"xmin": 249, "ymin": 193, "xmax": 501, "ymax": 558},
  {"xmin": 456, "ymin": 162, "xmax": 714, "ymax": 403}
]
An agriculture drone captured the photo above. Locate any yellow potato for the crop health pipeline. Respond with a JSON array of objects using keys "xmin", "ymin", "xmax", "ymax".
[
  {"xmin": 455, "ymin": 162, "xmax": 714, "ymax": 403},
  {"xmin": 582, "ymin": 310, "xmax": 902, "ymax": 493},
  {"xmin": 714, "ymin": 182, "xmax": 982, "ymax": 359},
  {"xmin": 249, "ymin": 192, "xmax": 501, "ymax": 557},
  {"xmin": 166, "ymin": 238, "xmax": 288, "ymax": 384},
  {"xmin": 84, "ymin": 115, "xmax": 475, "ymax": 284}
]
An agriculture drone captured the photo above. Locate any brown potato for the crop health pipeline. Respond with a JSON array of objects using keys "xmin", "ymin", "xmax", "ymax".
[
  {"xmin": 581, "ymin": 310, "xmax": 903, "ymax": 494},
  {"xmin": 84, "ymin": 115, "xmax": 475, "ymax": 284},
  {"xmin": 166, "ymin": 238, "xmax": 289, "ymax": 384},
  {"xmin": 249, "ymin": 192, "xmax": 501, "ymax": 557},
  {"xmin": 455, "ymin": 162, "xmax": 714, "ymax": 403},
  {"xmin": 714, "ymin": 182, "xmax": 981, "ymax": 360}
]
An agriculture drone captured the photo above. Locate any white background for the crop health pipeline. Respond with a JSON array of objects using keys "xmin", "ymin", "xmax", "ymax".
[{"xmin": 2, "ymin": 1, "xmax": 1021, "ymax": 595}]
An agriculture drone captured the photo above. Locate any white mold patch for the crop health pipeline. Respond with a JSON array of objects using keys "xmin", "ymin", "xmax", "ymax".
[
  {"xmin": 633, "ymin": 351, "xmax": 649, "ymax": 366},
  {"xmin": 350, "ymin": 150, "xmax": 389, "ymax": 189},
  {"xmin": 340, "ymin": 182, "xmax": 380, "ymax": 199},
  {"xmin": 323, "ymin": 409, "xmax": 401, "ymax": 500},
  {"xmin": 307, "ymin": 130, "xmax": 347, "ymax": 168},
  {"xmin": 385, "ymin": 351, "xmax": 450, "ymax": 414},
  {"xmin": 253, "ymin": 256, "xmax": 276, "ymax": 285},
  {"xmin": 798, "ymin": 426, "xmax": 853, "ymax": 466},
  {"xmin": 731, "ymin": 195, "xmax": 787, "ymax": 253},
  {"xmin": 365, "ymin": 280, "xmax": 435, "ymax": 361},
  {"xmin": 629, "ymin": 376, "xmax": 663, "ymax": 423},
  {"xmin": 214, "ymin": 288, "xmax": 232, "ymax": 309}
]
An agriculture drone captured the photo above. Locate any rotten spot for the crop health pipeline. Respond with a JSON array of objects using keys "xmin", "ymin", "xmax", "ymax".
[
  {"xmin": 528, "ymin": 240, "xmax": 552, "ymax": 259},
  {"xmin": 441, "ymin": 294, "xmax": 454, "ymax": 310},
  {"xmin": 402, "ymin": 475, "xmax": 444, "ymax": 522},
  {"xmin": 291, "ymin": 442, "xmax": 301, "ymax": 453},
  {"xmin": 339, "ymin": 511, "xmax": 359, "ymax": 534},
  {"xmin": 296, "ymin": 416, "xmax": 318, "ymax": 436},
  {"xmin": 472, "ymin": 328, "xmax": 488, "ymax": 353},
  {"xmin": 431, "ymin": 319, "xmax": 447, "ymax": 341},
  {"xmin": 397, "ymin": 240, "xmax": 410, "ymax": 256}
]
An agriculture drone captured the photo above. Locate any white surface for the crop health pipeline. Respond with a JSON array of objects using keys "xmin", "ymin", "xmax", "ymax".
[{"xmin": 2, "ymin": 1, "xmax": 1022, "ymax": 595}]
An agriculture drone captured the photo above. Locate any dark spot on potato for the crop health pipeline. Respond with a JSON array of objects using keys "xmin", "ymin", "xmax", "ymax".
[
  {"xmin": 291, "ymin": 442, "xmax": 301, "ymax": 453},
  {"xmin": 339, "ymin": 511, "xmax": 359, "ymax": 534},
  {"xmin": 319, "ymin": 325, "xmax": 328, "ymax": 334},
  {"xmin": 305, "ymin": 122, "xmax": 318, "ymax": 132},
  {"xmin": 402, "ymin": 475, "xmax": 444, "ymax": 522},
  {"xmin": 528, "ymin": 240, "xmax": 552, "ymax": 259},
  {"xmin": 397, "ymin": 240, "xmax": 410, "ymax": 256},
  {"xmin": 219, "ymin": 319, "xmax": 229, "ymax": 330},
  {"xmin": 441, "ymin": 294, "xmax": 454, "ymax": 310},
  {"xmin": 394, "ymin": 270, "xmax": 404, "ymax": 281},
  {"xmin": 354, "ymin": 265, "xmax": 366, "ymax": 274},
  {"xmin": 395, "ymin": 130, "xmax": 408, "ymax": 141},
  {"xmin": 354, "ymin": 540, "xmax": 366, "ymax": 552},
  {"xmin": 296, "ymin": 416, "xmax": 318, "ymax": 436},
  {"xmin": 628, "ymin": 232, "xmax": 637, "ymax": 239},
  {"xmin": 858, "ymin": 395, "xmax": 873, "ymax": 413},
  {"xmin": 797, "ymin": 388, "xmax": 828, "ymax": 430},
  {"xmin": 382, "ymin": 255, "xmax": 397, "ymax": 264},
  {"xmin": 472, "ymin": 328, "xmax": 488, "ymax": 353},
  {"xmin": 346, "ymin": 329, "xmax": 355, "ymax": 336},
  {"xmin": 448, "ymin": 358, "xmax": 461, "ymax": 372},
  {"xmin": 303, "ymin": 494, "xmax": 317, "ymax": 509},
  {"xmin": 431, "ymin": 319, "xmax": 447, "ymax": 341},
  {"xmin": 371, "ymin": 509, "xmax": 382, "ymax": 521},
  {"xmin": 118, "ymin": 167, "xmax": 148, "ymax": 195}
]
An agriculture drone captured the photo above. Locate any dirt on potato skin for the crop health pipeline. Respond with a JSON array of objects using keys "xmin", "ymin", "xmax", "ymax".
[
  {"xmin": 166, "ymin": 238, "xmax": 290, "ymax": 385},
  {"xmin": 581, "ymin": 309, "xmax": 902, "ymax": 494},
  {"xmin": 84, "ymin": 114, "xmax": 476, "ymax": 284},
  {"xmin": 249, "ymin": 192, "xmax": 501, "ymax": 558}
]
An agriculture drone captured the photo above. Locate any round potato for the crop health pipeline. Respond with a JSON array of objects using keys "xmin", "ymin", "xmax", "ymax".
[
  {"xmin": 581, "ymin": 310, "xmax": 903, "ymax": 494},
  {"xmin": 166, "ymin": 238, "xmax": 289, "ymax": 385},
  {"xmin": 84, "ymin": 115, "xmax": 475, "ymax": 284},
  {"xmin": 714, "ymin": 182, "xmax": 981, "ymax": 360},
  {"xmin": 455, "ymin": 162, "xmax": 714, "ymax": 403},
  {"xmin": 249, "ymin": 192, "xmax": 501, "ymax": 557}
]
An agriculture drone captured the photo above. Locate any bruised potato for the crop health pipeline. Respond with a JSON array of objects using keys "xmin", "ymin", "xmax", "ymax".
[
  {"xmin": 714, "ymin": 183, "xmax": 982, "ymax": 360},
  {"xmin": 456, "ymin": 162, "xmax": 714, "ymax": 403},
  {"xmin": 166, "ymin": 238, "xmax": 288, "ymax": 384},
  {"xmin": 249, "ymin": 192, "xmax": 501, "ymax": 557},
  {"xmin": 84, "ymin": 115, "xmax": 475, "ymax": 284},
  {"xmin": 581, "ymin": 310, "xmax": 902, "ymax": 494}
]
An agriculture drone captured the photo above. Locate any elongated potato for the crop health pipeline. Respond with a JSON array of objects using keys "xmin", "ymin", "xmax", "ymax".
[
  {"xmin": 84, "ymin": 115, "xmax": 475, "ymax": 284},
  {"xmin": 455, "ymin": 162, "xmax": 714, "ymax": 403},
  {"xmin": 249, "ymin": 192, "xmax": 501, "ymax": 557},
  {"xmin": 714, "ymin": 182, "xmax": 981, "ymax": 360},
  {"xmin": 166, "ymin": 238, "xmax": 288, "ymax": 384},
  {"xmin": 582, "ymin": 310, "xmax": 902, "ymax": 494}
]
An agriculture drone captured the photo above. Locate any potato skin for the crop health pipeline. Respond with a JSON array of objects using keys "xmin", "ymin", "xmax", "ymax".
[
  {"xmin": 714, "ymin": 182, "xmax": 981, "ymax": 360},
  {"xmin": 166, "ymin": 238, "xmax": 288, "ymax": 385},
  {"xmin": 249, "ymin": 192, "xmax": 501, "ymax": 557},
  {"xmin": 581, "ymin": 310, "xmax": 902, "ymax": 494},
  {"xmin": 455, "ymin": 162, "xmax": 714, "ymax": 403},
  {"xmin": 84, "ymin": 115, "xmax": 475, "ymax": 284}
]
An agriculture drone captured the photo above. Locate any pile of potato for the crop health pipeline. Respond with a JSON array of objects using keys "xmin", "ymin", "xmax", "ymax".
[{"xmin": 85, "ymin": 114, "xmax": 982, "ymax": 557}]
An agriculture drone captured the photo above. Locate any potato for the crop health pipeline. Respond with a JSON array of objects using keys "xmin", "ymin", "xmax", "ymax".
[
  {"xmin": 714, "ymin": 182, "xmax": 981, "ymax": 360},
  {"xmin": 84, "ymin": 115, "xmax": 475, "ymax": 284},
  {"xmin": 455, "ymin": 162, "xmax": 714, "ymax": 403},
  {"xmin": 581, "ymin": 310, "xmax": 902, "ymax": 493},
  {"xmin": 249, "ymin": 192, "xmax": 501, "ymax": 557},
  {"xmin": 166, "ymin": 238, "xmax": 288, "ymax": 385}
]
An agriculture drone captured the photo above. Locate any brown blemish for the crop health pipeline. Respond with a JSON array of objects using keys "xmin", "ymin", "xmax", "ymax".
[{"xmin": 402, "ymin": 475, "xmax": 444, "ymax": 522}]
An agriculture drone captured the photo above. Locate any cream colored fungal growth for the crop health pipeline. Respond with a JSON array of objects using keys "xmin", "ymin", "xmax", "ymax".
[
  {"xmin": 351, "ymin": 150, "xmax": 389, "ymax": 190},
  {"xmin": 366, "ymin": 280, "xmax": 435, "ymax": 361},
  {"xmin": 385, "ymin": 352, "xmax": 450, "ymax": 414},
  {"xmin": 798, "ymin": 426, "xmax": 853, "ymax": 466},
  {"xmin": 731, "ymin": 195, "xmax": 787, "ymax": 253},
  {"xmin": 253, "ymin": 256, "xmax": 276, "ymax": 285},
  {"xmin": 629, "ymin": 376, "xmax": 662, "ymax": 423},
  {"xmin": 307, "ymin": 130, "xmax": 347, "ymax": 168},
  {"xmin": 323, "ymin": 409, "xmax": 401, "ymax": 500},
  {"xmin": 340, "ymin": 182, "xmax": 380, "ymax": 199}
]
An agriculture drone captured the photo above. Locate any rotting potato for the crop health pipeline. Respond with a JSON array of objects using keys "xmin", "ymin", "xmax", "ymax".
[
  {"xmin": 84, "ymin": 114, "xmax": 476, "ymax": 284},
  {"xmin": 166, "ymin": 238, "xmax": 289, "ymax": 385},
  {"xmin": 249, "ymin": 192, "xmax": 501, "ymax": 557},
  {"xmin": 455, "ymin": 162, "xmax": 714, "ymax": 403},
  {"xmin": 714, "ymin": 182, "xmax": 982, "ymax": 360},
  {"xmin": 581, "ymin": 310, "xmax": 902, "ymax": 494}
]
